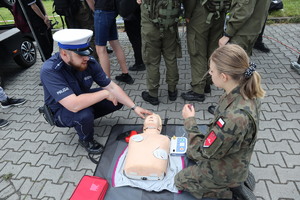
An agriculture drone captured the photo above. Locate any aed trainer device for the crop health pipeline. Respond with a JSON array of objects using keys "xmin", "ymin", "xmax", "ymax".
[{"xmin": 170, "ymin": 136, "xmax": 187, "ymax": 155}]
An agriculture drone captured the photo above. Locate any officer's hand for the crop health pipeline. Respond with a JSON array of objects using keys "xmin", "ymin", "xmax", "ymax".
[
  {"xmin": 186, "ymin": 18, "xmax": 190, "ymax": 23},
  {"xmin": 106, "ymin": 91, "xmax": 118, "ymax": 106},
  {"xmin": 134, "ymin": 106, "xmax": 152, "ymax": 119},
  {"xmin": 219, "ymin": 36, "xmax": 230, "ymax": 47},
  {"xmin": 137, "ymin": 0, "xmax": 142, "ymax": 4},
  {"xmin": 182, "ymin": 104, "xmax": 195, "ymax": 119}
]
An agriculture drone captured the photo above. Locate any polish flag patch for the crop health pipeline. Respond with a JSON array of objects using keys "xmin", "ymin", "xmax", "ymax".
[
  {"xmin": 216, "ymin": 117, "xmax": 225, "ymax": 128},
  {"xmin": 203, "ymin": 131, "xmax": 217, "ymax": 147}
]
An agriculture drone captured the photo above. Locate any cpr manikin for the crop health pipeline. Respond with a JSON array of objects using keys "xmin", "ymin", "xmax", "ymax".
[{"xmin": 123, "ymin": 113, "xmax": 170, "ymax": 181}]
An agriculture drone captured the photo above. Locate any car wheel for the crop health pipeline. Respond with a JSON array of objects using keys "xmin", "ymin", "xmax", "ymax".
[
  {"xmin": 13, "ymin": 37, "xmax": 36, "ymax": 68},
  {"xmin": 0, "ymin": 0, "xmax": 16, "ymax": 8}
]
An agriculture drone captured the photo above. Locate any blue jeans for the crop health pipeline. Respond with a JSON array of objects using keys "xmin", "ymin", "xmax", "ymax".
[
  {"xmin": 0, "ymin": 87, "xmax": 7, "ymax": 102},
  {"xmin": 94, "ymin": 10, "xmax": 118, "ymax": 46}
]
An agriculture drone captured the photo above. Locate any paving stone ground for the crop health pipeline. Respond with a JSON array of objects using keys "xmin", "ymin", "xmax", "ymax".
[{"xmin": 0, "ymin": 23, "xmax": 299, "ymax": 200}]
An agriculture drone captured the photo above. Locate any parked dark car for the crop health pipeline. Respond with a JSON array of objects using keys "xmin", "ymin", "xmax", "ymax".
[{"xmin": 0, "ymin": 0, "xmax": 37, "ymax": 68}]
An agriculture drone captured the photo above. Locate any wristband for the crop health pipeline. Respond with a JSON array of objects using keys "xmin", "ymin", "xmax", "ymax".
[{"xmin": 130, "ymin": 105, "xmax": 137, "ymax": 111}]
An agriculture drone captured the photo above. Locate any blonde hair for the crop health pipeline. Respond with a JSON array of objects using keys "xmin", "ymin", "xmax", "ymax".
[{"xmin": 210, "ymin": 44, "xmax": 265, "ymax": 99}]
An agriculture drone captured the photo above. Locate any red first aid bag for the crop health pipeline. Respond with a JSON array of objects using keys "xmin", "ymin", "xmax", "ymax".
[{"xmin": 70, "ymin": 176, "xmax": 109, "ymax": 200}]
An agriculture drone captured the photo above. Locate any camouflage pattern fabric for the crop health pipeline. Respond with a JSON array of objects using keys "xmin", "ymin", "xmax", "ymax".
[{"xmin": 175, "ymin": 86, "xmax": 261, "ymax": 199}]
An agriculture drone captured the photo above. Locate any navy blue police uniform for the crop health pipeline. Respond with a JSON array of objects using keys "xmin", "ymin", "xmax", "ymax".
[{"xmin": 40, "ymin": 53, "xmax": 122, "ymax": 141}]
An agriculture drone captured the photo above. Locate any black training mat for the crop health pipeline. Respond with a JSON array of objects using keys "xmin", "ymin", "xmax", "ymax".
[{"xmin": 94, "ymin": 124, "xmax": 208, "ymax": 200}]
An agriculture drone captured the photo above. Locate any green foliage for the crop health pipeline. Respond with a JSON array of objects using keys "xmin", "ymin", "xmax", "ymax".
[{"xmin": 1, "ymin": 173, "xmax": 14, "ymax": 181}]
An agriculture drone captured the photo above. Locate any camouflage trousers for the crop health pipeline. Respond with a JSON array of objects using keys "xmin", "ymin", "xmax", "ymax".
[
  {"xmin": 186, "ymin": 2, "xmax": 225, "ymax": 94},
  {"xmin": 174, "ymin": 165, "xmax": 233, "ymax": 199},
  {"xmin": 229, "ymin": 35, "xmax": 259, "ymax": 57}
]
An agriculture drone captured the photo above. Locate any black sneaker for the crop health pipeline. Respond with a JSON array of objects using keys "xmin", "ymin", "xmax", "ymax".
[
  {"xmin": 106, "ymin": 47, "xmax": 113, "ymax": 54},
  {"xmin": 142, "ymin": 91, "xmax": 159, "ymax": 105},
  {"xmin": 204, "ymin": 84, "xmax": 211, "ymax": 93},
  {"xmin": 1, "ymin": 97, "xmax": 26, "ymax": 108},
  {"xmin": 208, "ymin": 105, "xmax": 216, "ymax": 115},
  {"xmin": 253, "ymin": 42, "xmax": 270, "ymax": 53},
  {"xmin": 115, "ymin": 73, "xmax": 134, "ymax": 84},
  {"xmin": 168, "ymin": 90, "xmax": 178, "ymax": 101},
  {"xmin": 181, "ymin": 91, "xmax": 205, "ymax": 102},
  {"xmin": 129, "ymin": 64, "xmax": 146, "ymax": 71},
  {"xmin": 0, "ymin": 119, "xmax": 9, "ymax": 128},
  {"xmin": 78, "ymin": 139, "xmax": 104, "ymax": 154}
]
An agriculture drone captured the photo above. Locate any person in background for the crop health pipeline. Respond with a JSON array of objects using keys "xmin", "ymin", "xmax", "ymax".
[
  {"xmin": 0, "ymin": 86, "xmax": 26, "ymax": 128},
  {"xmin": 93, "ymin": 0, "xmax": 134, "ymax": 84},
  {"xmin": 138, "ymin": 0, "xmax": 182, "ymax": 105},
  {"xmin": 175, "ymin": 44, "xmax": 265, "ymax": 199},
  {"xmin": 219, "ymin": 0, "xmax": 271, "ymax": 56},
  {"xmin": 181, "ymin": 0, "xmax": 230, "ymax": 102},
  {"xmin": 40, "ymin": 29, "xmax": 151, "ymax": 154},
  {"xmin": 19, "ymin": 0, "xmax": 53, "ymax": 61}
]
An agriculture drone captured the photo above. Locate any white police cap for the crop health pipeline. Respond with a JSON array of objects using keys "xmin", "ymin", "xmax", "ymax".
[{"xmin": 53, "ymin": 29, "xmax": 93, "ymax": 56}]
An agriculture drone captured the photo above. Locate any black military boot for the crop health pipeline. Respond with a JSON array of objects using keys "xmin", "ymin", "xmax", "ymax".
[
  {"xmin": 142, "ymin": 91, "xmax": 159, "ymax": 105},
  {"xmin": 230, "ymin": 183, "xmax": 256, "ymax": 200},
  {"xmin": 181, "ymin": 91, "xmax": 205, "ymax": 102},
  {"xmin": 244, "ymin": 171, "xmax": 256, "ymax": 191},
  {"xmin": 253, "ymin": 42, "xmax": 270, "ymax": 53},
  {"xmin": 208, "ymin": 105, "xmax": 216, "ymax": 115}
]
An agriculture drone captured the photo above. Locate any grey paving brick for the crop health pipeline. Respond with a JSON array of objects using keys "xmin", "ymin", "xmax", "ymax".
[
  {"xmin": 38, "ymin": 181, "xmax": 68, "ymax": 200},
  {"xmin": 260, "ymin": 120, "xmax": 280, "ymax": 131},
  {"xmin": 36, "ymin": 142, "xmax": 59, "ymax": 154},
  {"xmin": 19, "ymin": 130, "xmax": 41, "ymax": 142},
  {"xmin": 254, "ymin": 139, "xmax": 268, "ymax": 153},
  {"xmin": 269, "ymin": 103, "xmax": 291, "ymax": 112},
  {"xmin": 35, "ymin": 131, "xmax": 58, "ymax": 143},
  {"xmin": 60, "ymin": 183, "xmax": 76, "ymax": 200},
  {"xmin": 257, "ymin": 129, "xmax": 275, "ymax": 141},
  {"xmin": 283, "ymin": 111, "xmax": 300, "ymax": 120},
  {"xmin": 2, "ymin": 150, "xmax": 25, "ymax": 164},
  {"xmin": 17, "ymin": 164, "xmax": 44, "ymax": 181},
  {"xmin": 282, "ymin": 152, "xmax": 300, "ymax": 167},
  {"xmin": 76, "ymin": 155, "xmax": 97, "ymax": 171},
  {"xmin": 10, "ymin": 178, "xmax": 26, "ymax": 191},
  {"xmin": 26, "ymin": 180, "xmax": 46, "ymax": 199},
  {"xmin": 56, "ymin": 155, "xmax": 82, "ymax": 171},
  {"xmin": 18, "ymin": 151, "xmax": 43, "ymax": 166},
  {"xmin": 19, "ymin": 140, "xmax": 43, "ymax": 153},
  {"xmin": 272, "ymin": 129, "xmax": 299, "ymax": 142},
  {"xmin": 262, "ymin": 110, "xmax": 285, "ymax": 120},
  {"xmin": 256, "ymin": 152, "xmax": 286, "ymax": 167},
  {"xmin": 0, "ymin": 162, "xmax": 26, "ymax": 178},
  {"xmin": 275, "ymin": 166, "xmax": 300, "ymax": 183},
  {"xmin": 58, "ymin": 168, "xmax": 86, "ymax": 184},
  {"xmin": 267, "ymin": 180, "xmax": 300, "ymax": 200},
  {"xmin": 250, "ymin": 165, "xmax": 279, "ymax": 183},
  {"xmin": 36, "ymin": 152, "xmax": 62, "ymax": 168},
  {"xmin": 277, "ymin": 120, "xmax": 300, "ymax": 131},
  {"xmin": 37, "ymin": 165, "xmax": 64, "ymax": 183},
  {"xmin": 2, "ymin": 139, "xmax": 25, "ymax": 151},
  {"xmin": 265, "ymin": 140, "xmax": 293, "ymax": 154},
  {"xmin": 54, "ymin": 143, "xmax": 78, "ymax": 157},
  {"xmin": 254, "ymin": 180, "xmax": 271, "ymax": 200}
]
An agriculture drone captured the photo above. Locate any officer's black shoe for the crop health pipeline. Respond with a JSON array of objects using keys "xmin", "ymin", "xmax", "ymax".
[
  {"xmin": 106, "ymin": 47, "xmax": 113, "ymax": 54},
  {"xmin": 208, "ymin": 105, "xmax": 216, "ymax": 115},
  {"xmin": 230, "ymin": 183, "xmax": 256, "ymax": 200},
  {"xmin": 79, "ymin": 139, "xmax": 104, "ymax": 155},
  {"xmin": 253, "ymin": 42, "xmax": 270, "ymax": 53},
  {"xmin": 181, "ymin": 91, "xmax": 205, "ymax": 102},
  {"xmin": 115, "ymin": 73, "xmax": 134, "ymax": 84},
  {"xmin": 142, "ymin": 91, "xmax": 159, "ymax": 105},
  {"xmin": 129, "ymin": 63, "xmax": 146, "ymax": 71},
  {"xmin": 204, "ymin": 84, "xmax": 211, "ymax": 93},
  {"xmin": 168, "ymin": 90, "xmax": 178, "ymax": 101}
]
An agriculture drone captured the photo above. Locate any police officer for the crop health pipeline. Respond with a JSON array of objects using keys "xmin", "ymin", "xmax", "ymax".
[
  {"xmin": 138, "ymin": 0, "xmax": 182, "ymax": 105},
  {"xmin": 40, "ymin": 29, "xmax": 152, "ymax": 154},
  {"xmin": 175, "ymin": 44, "xmax": 265, "ymax": 199},
  {"xmin": 181, "ymin": 0, "xmax": 230, "ymax": 102},
  {"xmin": 219, "ymin": 0, "xmax": 271, "ymax": 56}
]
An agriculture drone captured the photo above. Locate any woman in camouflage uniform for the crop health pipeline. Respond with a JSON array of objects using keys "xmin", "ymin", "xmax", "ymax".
[{"xmin": 175, "ymin": 44, "xmax": 265, "ymax": 199}]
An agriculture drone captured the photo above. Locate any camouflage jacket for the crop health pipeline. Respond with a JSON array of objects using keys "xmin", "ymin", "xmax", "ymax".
[{"xmin": 184, "ymin": 86, "xmax": 261, "ymax": 186}]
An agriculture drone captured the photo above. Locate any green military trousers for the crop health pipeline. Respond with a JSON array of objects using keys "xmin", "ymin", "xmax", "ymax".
[
  {"xmin": 186, "ymin": 2, "xmax": 225, "ymax": 94},
  {"xmin": 141, "ymin": 6, "xmax": 181, "ymax": 97},
  {"xmin": 230, "ymin": 35, "xmax": 259, "ymax": 56},
  {"xmin": 175, "ymin": 164, "xmax": 233, "ymax": 199}
]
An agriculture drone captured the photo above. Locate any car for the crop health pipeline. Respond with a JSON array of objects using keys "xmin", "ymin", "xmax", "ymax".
[{"xmin": 0, "ymin": 0, "xmax": 37, "ymax": 68}]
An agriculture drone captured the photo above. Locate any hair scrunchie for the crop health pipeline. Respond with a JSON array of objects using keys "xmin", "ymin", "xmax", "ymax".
[{"xmin": 244, "ymin": 62, "xmax": 256, "ymax": 79}]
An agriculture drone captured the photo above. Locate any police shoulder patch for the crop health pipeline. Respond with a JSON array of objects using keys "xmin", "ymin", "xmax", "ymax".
[
  {"xmin": 203, "ymin": 131, "xmax": 217, "ymax": 147},
  {"xmin": 216, "ymin": 117, "xmax": 225, "ymax": 129}
]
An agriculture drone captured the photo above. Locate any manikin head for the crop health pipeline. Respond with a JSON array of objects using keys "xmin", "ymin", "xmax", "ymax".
[{"xmin": 143, "ymin": 113, "xmax": 162, "ymax": 134}]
